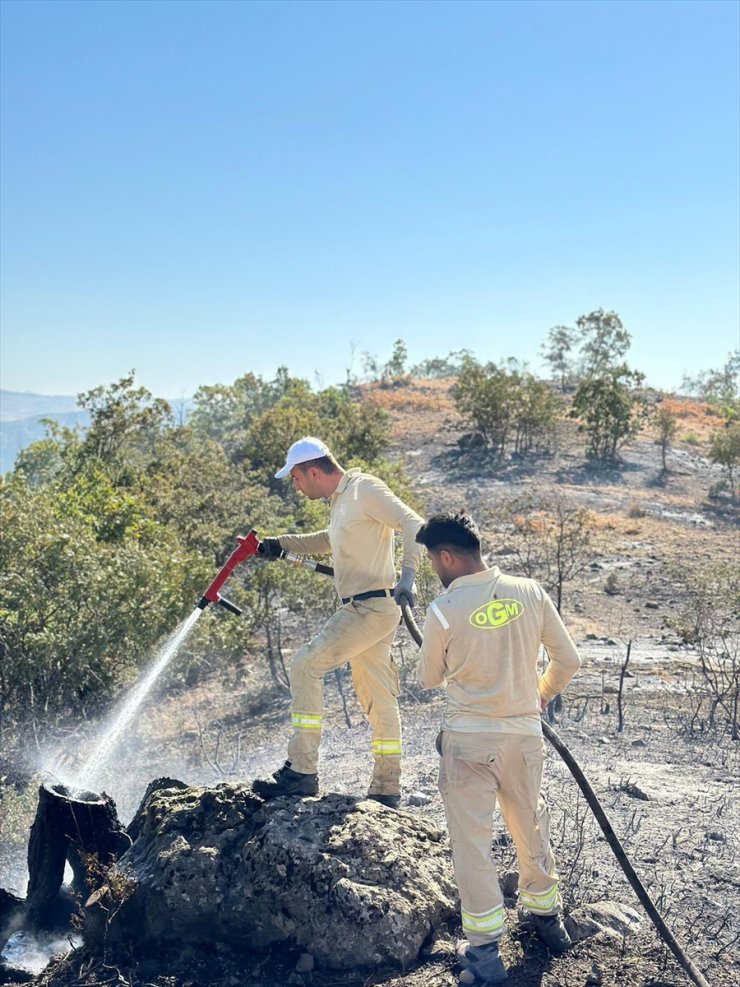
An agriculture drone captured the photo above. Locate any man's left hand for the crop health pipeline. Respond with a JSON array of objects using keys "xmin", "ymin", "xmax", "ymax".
[{"xmin": 393, "ymin": 566, "xmax": 416, "ymax": 608}]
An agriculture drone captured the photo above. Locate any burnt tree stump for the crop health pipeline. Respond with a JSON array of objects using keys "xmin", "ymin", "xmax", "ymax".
[
  {"xmin": 25, "ymin": 783, "xmax": 130, "ymax": 924},
  {"xmin": 0, "ymin": 887, "xmax": 24, "ymax": 941}
]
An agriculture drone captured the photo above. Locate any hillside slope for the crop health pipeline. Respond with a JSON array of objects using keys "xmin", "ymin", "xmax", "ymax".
[{"xmin": 1, "ymin": 378, "xmax": 737, "ymax": 986}]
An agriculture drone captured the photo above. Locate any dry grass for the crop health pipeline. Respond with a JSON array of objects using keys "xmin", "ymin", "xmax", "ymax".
[
  {"xmin": 657, "ymin": 396, "xmax": 725, "ymax": 444},
  {"xmin": 361, "ymin": 379, "xmax": 461, "ymax": 444},
  {"xmin": 364, "ymin": 379, "xmax": 456, "ymax": 413}
]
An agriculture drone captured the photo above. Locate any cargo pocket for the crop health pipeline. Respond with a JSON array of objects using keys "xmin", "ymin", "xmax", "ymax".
[{"xmin": 439, "ymin": 735, "xmax": 498, "ymax": 794}]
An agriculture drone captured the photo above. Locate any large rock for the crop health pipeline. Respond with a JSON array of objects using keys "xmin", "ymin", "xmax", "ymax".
[
  {"xmin": 565, "ymin": 901, "xmax": 642, "ymax": 942},
  {"xmin": 86, "ymin": 783, "xmax": 457, "ymax": 970}
]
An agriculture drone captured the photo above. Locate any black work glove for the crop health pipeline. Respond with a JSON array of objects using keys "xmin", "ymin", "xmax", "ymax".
[{"xmin": 258, "ymin": 537, "xmax": 283, "ymax": 560}]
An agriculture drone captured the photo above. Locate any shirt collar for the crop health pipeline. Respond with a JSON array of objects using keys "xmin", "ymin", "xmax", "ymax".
[
  {"xmin": 445, "ymin": 565, "xmax": 501, "ymax": 594},
  {"xmin": 331, "ymin": 468, "xmax": 360, "ymax": 500}
]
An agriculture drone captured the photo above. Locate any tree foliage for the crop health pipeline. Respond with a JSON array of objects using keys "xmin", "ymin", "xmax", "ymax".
[
  {"xmin": 542, "ymin": 309, "xmax": 632, "ymax": 388},
  {"xmin": 410, "ymin": 349, "xmax": 473, "ymax": 380},
  {"xmin": 453, "ymin": 357, "xmax": 558, "ymax": 458},
  {"xmin": 1, "ymin": 368, "xmax": 403, "ymax": 730},
  {"xmin": 570, "ymin": 366, "xmax": 648, "ymax": 461},
  {"xmin": 681, "ymin": 350, "xmax": 740, "ymax": 420},
  {"xmin": 363, "ymin": 339, "xmax": 412, "ymax": 387},
  {"xmin": 709, "ymin": 423, "xmax": 740, "ymax": 497},
  {"xmin": 654, "ymin": 405, "xmax": 678, "ymax": 472}
]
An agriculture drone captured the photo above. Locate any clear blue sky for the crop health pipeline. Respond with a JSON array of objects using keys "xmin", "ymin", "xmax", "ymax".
[{"xmin": 1, "ymin": 0, "xmax": 738, "ymax": 398}]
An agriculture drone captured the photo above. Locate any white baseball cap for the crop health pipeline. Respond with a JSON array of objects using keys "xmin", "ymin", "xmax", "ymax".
[{"xmin": 275, "ymin": 436, "xmax": 331, "ymax": 479}]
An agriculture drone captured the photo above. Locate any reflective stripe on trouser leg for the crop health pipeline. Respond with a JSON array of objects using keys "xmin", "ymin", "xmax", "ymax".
[
  {"xmin": 495, "ymin": 737, "xmax": 562, "ymax": 915},
  {"xmin": 371, "ymin": 738, "xmax": 402, "ymax": 756},
  {"xmin": 351, "ymin": 621, "xmax": 403, "ymax": 796},
  {"xmin": 287, "ymin": 598, "xmax": 400, "ymax": 775},
  {"xmin": 291, "ymin": 712, "xmax": 323, "ymax": 731},
  {"xmin": 461, "ymin": 905, "xmax": 505, "ymax": 939},
  {"xmin": 518, "ymin": 882, "xmax": 561, "ymax": 915},
  {"xmin": 287, "ymin": 711, "xmax": 323, "ymax": 775},
  {"xmin": 438, "ymin": 732, "xmax": 506, "ymax": 946}
]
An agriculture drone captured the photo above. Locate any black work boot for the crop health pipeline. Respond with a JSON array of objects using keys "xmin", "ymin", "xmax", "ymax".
[
  {"xmin": 252, "ymin": 762, "xmax": 318, "ymax": 800},
  {"xmin": 530, "ymin": 913, "xmax": 571, "ymax": 953},
  {"xmin": 367, "ymin": 793, "xmax": 400, "ymax": 809},
  {"xmin": 457, "ymin": 941, "xmax": 507, "ymax": 984}
]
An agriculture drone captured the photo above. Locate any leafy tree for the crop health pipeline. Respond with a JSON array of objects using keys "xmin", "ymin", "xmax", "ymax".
[
  {"xmin": 138, "ymin": 428, "xmax": 266, "ymax": 558},
  {"xmin": 239, "ymin": 386, "xmax": 391, "ymax": 484},
  {"xmin": 654, "ymin": 405, "xmax": 678, "ymax": 471},
  {"xmin": 13, "ymin": 420, "xmax": 82, "ymax": 487},
  {"xmin": 454, "ymin": 359, "xmax": 516, "ymax": 455},
  {"xmin": 570, "ymin": 366, "xmax": 648, "ymax": 461},
  {"xmin": 363, "ymin": 339, "xmax": 411, "ymax": 387},
  {"xmin": 77, "ymin": 371, "xmax": 174, "ymax": 467},
  {"xmin": 241, "ymin": 403, "xmax": 324, "ymax": 479},
  {"xmin": 511, "ymin": 374, "xmax": 558, "ymax": 456},
  {"xmin": 576, "ymin": 309, "xmax": 631, "ymax": 377},
  {"xmin": 709, "ymin": 423, "xmax": 740, "ymax": 497},
  {"xmin": 541, "ymin": 310, "xmax": 631, "ymax": 386},
  {"xmin": 1, "ymin": 362, "xmax": 410, "ymax": 737},
  {"xmin": 541, "ymin": 325, "xmax": 578, "ymax": 391},
  {"xmin": 382, "ymin": 339, "xmax": 409, "ymax": 385},
  {"xmin": 453, "ymin": 357, "xmax": 557, "ymax": 458},
  {"xmin": 0, "ymin": 475, "xmax": 210, "ymax": 726},
  {"xmin": 682, "ymin": 350, "xmax": 740, "ymax": 420},
  {"xmin": 189, "ymin": 368, "xmax": 309, "ymax": 457},
  {"xmin": 410, "ymin": 349, "xmax": 473, "ymax": 379}
]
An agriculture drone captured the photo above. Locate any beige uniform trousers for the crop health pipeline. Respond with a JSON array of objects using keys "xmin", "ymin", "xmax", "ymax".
[
  {"xmin": 439, "ymin": 730, "xmax": 561, "ymax": 946},
  {"xmin": 287, "ymin": 596, "xmax": 402, "ymax": 794}
]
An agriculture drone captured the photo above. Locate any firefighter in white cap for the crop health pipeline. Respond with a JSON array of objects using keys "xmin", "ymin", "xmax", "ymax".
[
  {"xmin": 415, "ymin": 511, "xmax": 580, "ymax": 984},
  {"xmin": 252, "ymin": 437, "xmax": 423, "ymax": 807}
]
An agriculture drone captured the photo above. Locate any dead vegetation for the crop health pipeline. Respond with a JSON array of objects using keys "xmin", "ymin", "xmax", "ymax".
[{"xmin": 2, "ymin": 377, "xmax": 738, "ymax": 986}]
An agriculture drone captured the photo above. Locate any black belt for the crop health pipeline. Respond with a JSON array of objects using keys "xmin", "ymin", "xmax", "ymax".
[{"xmin": 341, "ymin": 589, "xmax": 393, "ymax": 605}]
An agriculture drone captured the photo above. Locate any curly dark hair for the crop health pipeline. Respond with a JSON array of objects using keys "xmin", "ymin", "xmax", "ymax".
[{"xmin": 415, "ymin": 511, "xmax": 482, "ymax": 554}]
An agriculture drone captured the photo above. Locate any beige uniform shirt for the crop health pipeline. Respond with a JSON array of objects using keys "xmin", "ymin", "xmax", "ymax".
[
  {"xmin": 279, "ymin": 468, "xmax": 423, "ymax": 600},
  {"xmin": 417, "ymin": 566, "xmax": 580, "ymax": 735}
]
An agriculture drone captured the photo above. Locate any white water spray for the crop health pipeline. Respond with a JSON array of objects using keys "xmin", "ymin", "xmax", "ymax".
[{"xmin": 76, "ymin": 608, "xmax": 203, "ymax": 790}]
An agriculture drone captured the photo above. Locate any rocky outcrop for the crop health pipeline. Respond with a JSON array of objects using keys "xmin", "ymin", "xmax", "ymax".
[
  {"xmin": 565, "ymin": 901, "xmax": 642, "ymax": 942},
  {"xmin": 86, "ymin": 783, "xmax": 457, "ymax": 970}
]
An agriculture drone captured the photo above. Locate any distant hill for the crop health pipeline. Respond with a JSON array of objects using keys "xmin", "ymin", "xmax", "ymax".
[
  {"xmin": 0, "ymin": 410, "xmax": 89, "ymax": 474},
  {"xmin": 0, "ymin": 390, "xmax": 193, "ymax": 473},
  {"xmin": 0, "ymin": 390, "xmax": 81, "ymax": 422}
]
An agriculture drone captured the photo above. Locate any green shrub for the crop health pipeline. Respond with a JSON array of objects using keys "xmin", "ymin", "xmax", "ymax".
[{"xmin": 570, "ymin": 366, "xmax": 648, "ymax": 461}]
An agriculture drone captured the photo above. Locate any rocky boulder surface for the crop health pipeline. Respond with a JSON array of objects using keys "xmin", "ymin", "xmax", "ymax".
[{"xmin": 86, "ymin": 783, "xmax": 457, "ymax": 970}]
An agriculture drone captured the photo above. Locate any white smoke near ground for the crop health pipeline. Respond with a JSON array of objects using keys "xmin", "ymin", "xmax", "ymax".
[{"xmin": 1, "ymin": 930, "xmax": 82, "ymax": 974}]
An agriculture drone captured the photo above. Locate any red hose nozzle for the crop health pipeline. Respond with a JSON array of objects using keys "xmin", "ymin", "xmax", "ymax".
[{"xmin": 197, "ymin": 530, "xmax": 260, "ymax": 613}]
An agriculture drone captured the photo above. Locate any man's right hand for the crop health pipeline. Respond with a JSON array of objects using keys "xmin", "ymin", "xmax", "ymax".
[{"xmin": 258, "ymin": 537, "xmax": 283, "ymax": 560}]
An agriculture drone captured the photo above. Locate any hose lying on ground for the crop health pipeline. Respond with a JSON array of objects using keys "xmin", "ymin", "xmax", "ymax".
[{"xmin": 396, "ymin": 600, "xmax": 711, "ymax": 987}]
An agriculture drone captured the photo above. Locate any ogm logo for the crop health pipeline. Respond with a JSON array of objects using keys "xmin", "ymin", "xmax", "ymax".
[{"xmin": 469, "ymin": 598, "xmax": 524, "ymax": 629}]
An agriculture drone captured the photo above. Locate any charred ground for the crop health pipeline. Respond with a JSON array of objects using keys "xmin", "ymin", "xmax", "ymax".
[{"xmin": 2, "ymin": 379, "xmax": 738, "ymax": 986}]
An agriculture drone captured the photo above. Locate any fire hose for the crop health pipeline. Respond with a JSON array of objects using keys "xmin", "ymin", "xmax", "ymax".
[
  {"xmin": 396, "ymin": 602, "xmax": 710, "ymax": 987},
  {"xmin": 199, "ymin": 533, "xmax": 710, "ymax": 987}
]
